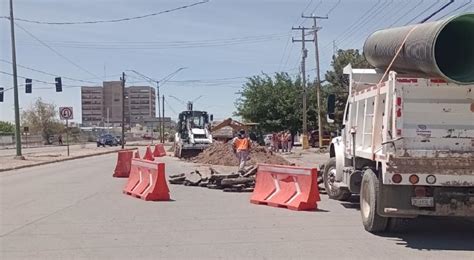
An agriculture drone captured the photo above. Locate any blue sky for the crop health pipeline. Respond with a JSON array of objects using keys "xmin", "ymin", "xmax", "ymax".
[{"xmin": 1, "ymin": 0, "xmax": 472, "ymax": 123}]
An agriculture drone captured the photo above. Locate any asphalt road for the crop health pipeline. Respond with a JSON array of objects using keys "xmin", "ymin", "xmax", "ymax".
[{"xmin": 1, "ymin": 153, "xmax": 473, "ymax": 259}]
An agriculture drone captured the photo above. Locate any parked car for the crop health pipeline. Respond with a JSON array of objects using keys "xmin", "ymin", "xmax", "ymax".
[
  {"xmin": 115, "ymin": 136, "xmax": 126, "ymax": 146},
  {"xmin": 97, "ymin": 134, "xmax": 118, "ymax": 147}
]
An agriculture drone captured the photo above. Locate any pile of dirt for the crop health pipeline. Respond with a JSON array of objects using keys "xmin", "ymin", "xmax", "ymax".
[{"xmin": 192, "ymin": 142, "xmax": 290, "ymax": 166}]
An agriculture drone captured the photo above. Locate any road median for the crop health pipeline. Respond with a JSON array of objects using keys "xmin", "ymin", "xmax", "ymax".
[{"xmin": 0, "ymin": 147, "xmax": 137, "ymax": 172}]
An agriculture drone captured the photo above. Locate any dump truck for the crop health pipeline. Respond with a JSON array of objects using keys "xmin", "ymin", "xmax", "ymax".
[
  {"xmin": 174, "ymin": 103, "xmax": 213, "ymax": 158},
  {"xmin": 323, "ymin": 13, "xmax": 474, "ymax": 233}
]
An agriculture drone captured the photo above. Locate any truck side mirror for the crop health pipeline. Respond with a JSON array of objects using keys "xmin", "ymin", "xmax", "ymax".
[
  {"xmin": 327, "ymin": 94, "xmax": 336, "ymax": 123},
  {"xmin": 210, "ymin": 114, "xmax": 214, "ymax": 121}
]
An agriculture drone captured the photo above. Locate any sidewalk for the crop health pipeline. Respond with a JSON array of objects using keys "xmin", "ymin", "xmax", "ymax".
[{"xmin": 0, "ymin": 145, "xmax": 135, "ymax": 172}]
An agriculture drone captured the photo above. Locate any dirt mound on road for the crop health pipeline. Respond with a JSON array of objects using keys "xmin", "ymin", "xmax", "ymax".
[{"xmin": 192, "ymin": 142, "xmax": 290, "ymax": 166}]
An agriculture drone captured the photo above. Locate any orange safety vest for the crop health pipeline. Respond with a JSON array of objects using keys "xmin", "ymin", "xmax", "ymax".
[{"xmin": 234, "ymin": 137, "xmax": 250, "ymax": 151}]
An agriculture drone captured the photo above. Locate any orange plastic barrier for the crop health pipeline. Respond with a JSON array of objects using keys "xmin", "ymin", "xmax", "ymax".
[
  {"xmin": 112, "ymin": 150, "xmax": 133, "ymax": 178},
  {"xmin": 153, "ymin": 144, "xmax": 166, "ymax": 157},
  {"xmin": 143, "ymin": 146, "xmax": 154, "ymax": 161},
  {"xmin": 123, "ymin": 159, "xmax": 170, "ymax": 201},
  {"xmin": 250, "ymin": 164, "xmax": 320, "ymax": 211}
]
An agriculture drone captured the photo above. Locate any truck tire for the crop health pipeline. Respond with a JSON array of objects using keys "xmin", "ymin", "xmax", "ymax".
[
  {"xmin": 360, "ymin": 168, "xmax": 388, "ymax": 233},
  {"xmin": 323, "ymin": 158, "xmax": 351, "ymax": 201}
]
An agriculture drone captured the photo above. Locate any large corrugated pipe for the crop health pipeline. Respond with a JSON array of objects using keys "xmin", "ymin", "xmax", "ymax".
[{"xmin": 363, "ymin": 13, "xmax": 474, "ymax": 84}]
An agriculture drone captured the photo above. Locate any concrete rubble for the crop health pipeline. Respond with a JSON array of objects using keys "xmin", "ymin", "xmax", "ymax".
[{"xmin": 169, "ymin": 166, "xmax": 257, "ymax": 192}]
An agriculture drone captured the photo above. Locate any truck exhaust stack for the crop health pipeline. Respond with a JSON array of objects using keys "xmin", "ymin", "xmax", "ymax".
[{"xmin": 363, "ymin": 13, "xmax": 474, "ymax": 84}]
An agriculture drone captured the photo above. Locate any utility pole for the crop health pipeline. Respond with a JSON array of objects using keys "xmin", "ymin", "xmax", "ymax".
[
  {"xmin": 162, "ymin": 95, "xmax": 165, "ymax": 143},
  {"xmin": 303, "ymin": 13, "xmax": 328, "ymax": 149},
  {"xmin": 121, "ymin": 72, "xmax": 126, "ymax": 149},
  {"xmin": 292, "ymin": 26, "xmax": 312, "ymax": 149},
  {"xmin": 9, "ymin": 0, "xmax": 23, "ymax": 159},
  {"xmin": 157, "ymin": 82, "xmax": 163, "ymax": 143}
]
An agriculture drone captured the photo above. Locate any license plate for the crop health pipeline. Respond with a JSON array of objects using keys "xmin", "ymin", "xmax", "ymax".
[{"xmin": 411, "ymin": 197, "xmax": 434, "ymax": 207}]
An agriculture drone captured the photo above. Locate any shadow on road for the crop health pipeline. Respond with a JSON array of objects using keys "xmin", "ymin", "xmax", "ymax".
[
  {"xmin": 341, "ymin": 195, "xmax": 360, "ymax": 210},
  {"xmin": 381, "ymin": 217, "xmax": 474, "ymax": 251},
  {"xmin": 336, "ymin": 197, "xmax": 474, "ymax": 251}
]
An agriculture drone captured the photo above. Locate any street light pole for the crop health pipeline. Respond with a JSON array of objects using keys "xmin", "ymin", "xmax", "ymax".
[{"xmin": 9, "ymin": 0, "xmax": 23, "ymax": 159}]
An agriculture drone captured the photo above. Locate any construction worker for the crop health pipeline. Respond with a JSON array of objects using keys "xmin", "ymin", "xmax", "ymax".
[{"xmin": 232, "ymin": 129, "xmax": 251, "ymax": 172}]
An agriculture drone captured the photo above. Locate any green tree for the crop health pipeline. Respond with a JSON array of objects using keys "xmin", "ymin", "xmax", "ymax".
[
  {"xmin": 323, "ymin": 49, "xmax": 372, "ymax": 129},
  {"xmin": 0, "ymin": 121, "xmax": 15, "ymax": 133},
  {"xmin": 21, "ymin": 98, "xmax": 65, "ymax": 144},
  {"xmin": 235, "ymin": 72, "xmax": 318, "ymax": 134}
]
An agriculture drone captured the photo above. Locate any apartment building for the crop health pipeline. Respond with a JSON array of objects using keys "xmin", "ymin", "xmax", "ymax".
[
  {"xmin": 127, "ymin": 86, "xmax": 156, "ymax": 125},
  {"xmin": 81, "ymin": 86, "xmax": 103, "ymax": 126},
  {"xmin": 81, "ymin": 82, "xmax": 156, "ymax": 127}
]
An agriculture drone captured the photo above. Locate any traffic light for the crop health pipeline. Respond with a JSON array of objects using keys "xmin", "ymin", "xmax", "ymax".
[
  {"xmin": 55, "ymin": 77, "xmax": 62, "ymax": 92},
  {"xmin": 25, "ymin": 78, "xmax": 32, "ymax": 93},
  {"xmin": 0, "ymin": 87, "xmax": 4, "ymax": 102}
]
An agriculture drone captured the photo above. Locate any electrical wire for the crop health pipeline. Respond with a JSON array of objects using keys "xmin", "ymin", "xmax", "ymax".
[
  {"xmin": 17, "ymin": 34, "xmax": 289, "ymax": 50},
  {"xmin": 387, "ymin": 0, "xmax": 425, "ymax": 27},
  {"xmin": 4, "ymin": 1, "xmax": 209, "ymax": 25},
  {"xmin": 325, "ymin": 0, "xmax": 341, "ymax": 16},
  {"xmin": 438, "ymin": 0, "xmax": 472, "ymax": 19},
  {"xmin": 344, "ymin": 0, "xmax": 413, "ymax": 48},
  {"xmin": 337, "ymin": 0, "xmax": 395, "ymax": 49},
  {"xmin": 308, "ymin": 0, "xmax": 325, "ymax": 17},
  {"xmin": 0, "ymin": 70, "xmax": 84, "ymax": 89},
  {"xmin": 0, "ymin": 58, "xmax": 100, "ymax": 84},
  {"xmin": 164, "ymin": 98, "xmax": 178, "ymax": 115},
  {"xmin": 14, "ymin": 23, "xmax": 101, "ymax": 79},
  {"xmin": 404, "ymin": 0, "xmax": 441, "ymax": 24}
]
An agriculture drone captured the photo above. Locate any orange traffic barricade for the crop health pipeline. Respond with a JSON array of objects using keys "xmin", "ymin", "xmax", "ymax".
[
  {"xmin": 153, "ymin": 144, "xmax": 167, "ymax": 157},
  {"xmin": 250, "ymin": 164, "xmax": 320, "ymax": 211},
  {"xmin": 123, "ymin": 158, "xmax": 170, "ymax": 201},
  {"xmin": 143, "ymin": 146, "xmax": 154, "ymax": 161},
  {"xmin": 112, "ymin": 150, "xmax": 133, "ymax": 178}
]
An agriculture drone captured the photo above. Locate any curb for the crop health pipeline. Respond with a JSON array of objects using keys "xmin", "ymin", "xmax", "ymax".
[{"xmin": 0, "ymin": 148, "xmax": 137, "ymax": 173}]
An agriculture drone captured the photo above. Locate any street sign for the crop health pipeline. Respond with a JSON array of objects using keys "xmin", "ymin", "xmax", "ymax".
[{"xmin": 59, "ymin": 107, "xmax": 73, "ymax": 120}]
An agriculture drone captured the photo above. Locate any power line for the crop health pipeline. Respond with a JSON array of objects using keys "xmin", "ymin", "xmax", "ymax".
[
  {"xmin": 0, "ymin": 58, "xmax": 100, "ymax": 84},
  {"xmin": 3, "ymin": 1, "xmax": 209, "ymax": 25},
  {"xmin": 438, "ymin": 0, "xmax": 472, "ymax": 19},
  {"xmin": 0, "ymin": 70, "xmax": 84, "ymax": 89},
  {"xmin": 17, "ymin": 34, "xmax": 288, "ymax": 50},
  {"xmin": 337, "ymin": 0, "xmax": 395, "ymax": 49},
  {"xmin": 404, "ymin": 0, "xmax": 441, "ymax": 24},
  {"xmin": 309, "ymin": 1, "xmax": 325, "ymax": 18},
  {"xmin": 320, "ymin": 0, "xmax": 381, "ymax": 51},
  {"xmin": 164, "ymin": 98, "xmax": 178, "ymax": 115},
  {"xmin": 344, "ymin": 0, "xmax": 414, "ymax": 48},
  {"xmin": 387, "ymin": 0, "xmax": 425, "ymax": 27},
  {"xmin": 325, "ymin": 0, "xmax": 341, "ymax": 16},
  {"xmin": 14, "ymin": 22, "xmax": 101, "ymax": 79}
]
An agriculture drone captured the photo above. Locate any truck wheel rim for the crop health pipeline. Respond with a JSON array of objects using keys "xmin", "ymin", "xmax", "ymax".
[{"xmin": 361, "ymin": 183, "xmax": 370, "ymax": 219}]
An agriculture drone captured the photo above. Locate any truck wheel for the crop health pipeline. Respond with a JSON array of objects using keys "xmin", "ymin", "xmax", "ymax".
[
  {"xmin": 360, "ymin": 168, "xmax": 388, "ymax": 233},
  {"xmin": 323, "ymin": 158, "xmax": 351, "ymax": 201}
]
